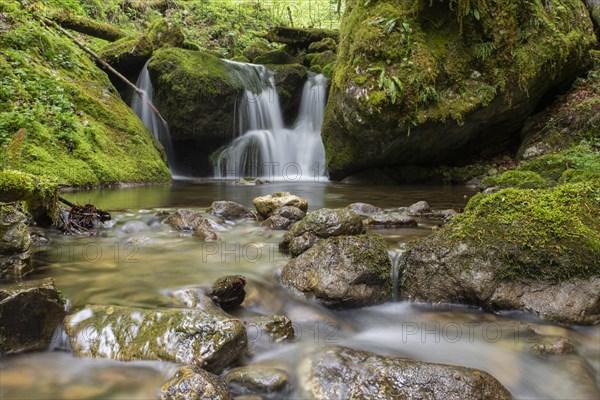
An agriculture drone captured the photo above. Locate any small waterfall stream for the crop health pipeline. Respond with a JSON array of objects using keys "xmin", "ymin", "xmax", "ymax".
[
  {"xmin": 214, "ymin": 61, "xmax": 327, "ymax": 181},
  {"xmin": 131, "ymin": 60, "xmax": 176, "ymax": 173}
]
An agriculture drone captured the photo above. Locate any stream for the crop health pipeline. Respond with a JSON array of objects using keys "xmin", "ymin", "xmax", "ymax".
[{"xmin": 1, "ymin": 180, "xmax": 598, "ymax": 399}]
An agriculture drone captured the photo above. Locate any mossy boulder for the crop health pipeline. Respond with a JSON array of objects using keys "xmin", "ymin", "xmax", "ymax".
[
  {"xmin": 307, "ymin": 50, "xmax": 336, "ymax": 70},
  {"xmin": 98, "ymin": 35, "xmax": 153, "ymax": 76},
  {"xmin": 400, "ymin": 183, "xmax": 600, "ymax": 324},
  {"xmin": 65, "ymin": 304, "xmax": 247, "ymax": 373},
  {"xmin": 481, "ymin": 170, "xmax": 547, "ymax": 189},
  {"xmin": 0, "ymin": 278, "xmax": 65, "ymax": 353},
  {"xmin": 230, "ymin": 54, "xmax": 250, "ymax": 63},
  {"xmin": 0, "ymin": 206, "xmax": 31, "ymax": 280},
  {"xmin": 253, "ymin": 49, "xmax": 294, "ymax": 65},
  {"xmin": 252, "ymin": 192, "xmax": 308, "ymax": 219},
  {"xmin": 0, "ymin": 1, "xmax": 170, "ymax": 186},
  {"xmin": 517, "ymin": 144, "xmax": 600, "ymax": 183},
  {"xmin": 242, "ymin": 41, "xmax": 273, "ymax": 62},
  {"xmin": 267, "ymin": 63, "xmax": 308, "ymax": 124},
  {"xmin": 224, "ymin": 366, "xmax": 290, "ymax": 396},
  {"xmin": 147, "ymin": 18, "xmax": 185, "ymax": 49},
  {"xmin": 308, "ymin": 37, "xmax": 337, "ymax": 53},
  {"xmin": 148, "ymin": 48, "xmax": 242, "ymax": 173},
  {"xmin": 263, "ymin": 27, "xmax": 339, "ymax": 48},
  {"xmin": 0, "ymin": 170, "xmax": 59, "ymax": 224},
  {"xmin": 300, "ymin": 346, "xmax": 512, "ymax": 399},
  {"xmin": 281, "ymin": 233, "xmax": 392, "ymax": 308},
  {"xmin": 322, "ymin": 0, "xmax": 596, "ymax": 179}
]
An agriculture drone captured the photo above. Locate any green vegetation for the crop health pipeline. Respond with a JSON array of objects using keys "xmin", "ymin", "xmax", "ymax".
[
  {"xmin": 0, "ymin": 170, "xmax": 59, "ymax": 220},
  {"xmin": 0, "ymin": 0, "xmax": 170, "ymax": 187},
  {"xmin": 481, "ymin": 170, "xmax": 547, "ymax": 189},
  {"xmin": 451, "ymin": 183, "xmax": 600, "ymax": 282}
]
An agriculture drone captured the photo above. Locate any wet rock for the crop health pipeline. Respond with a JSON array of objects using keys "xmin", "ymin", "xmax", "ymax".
[
  {"xmin": 65, "ymin": 305, "xmax": 247, "ymax": 373},
  {"xmin": 281, "ymin": 233, "xmax": 392, "ymax": 308},
  {"xmin": 224, "ymin": 366, "xmax": 289, "ymax": 396},
  {"xmin": 365, "ymin": 212, "xmax": 418, "ymax": 228},
  {"xmin": 120, "ymin": 220, "xmax": 149, "ymax": 234},
  {"xmin": 346, "ymin": 202, "xmax": 382, "ymax": 217},
  {"xmin": 161, "ymin": 365, "xmax": 232, "ymax": 400},
  {"xmin": 0, "ymin": 278, "xmax": 65, "ymax": 353},
  {"xmin": 275, "ymin": 206, "xmax": 305, "ymax": 222},
  {"xmin": 261, "ymin": 215, "xmax": 292, "ymax": 230},
  {"xmin": 163, "ymin": 209, "xmax": 218, "ymax": 241},
  {"xmin": 308, "ymin": 37, "xmax": 337, "ymax": 53},
  {"xmin": 244, "ymin": 315, "xmax": 295, "ymax": 343},
  {"xmin": 280, "ymin": 208, "xmax": 365, "ymax": 255},
  {"xmin": 435, "ymin": 208, "xmax": 459, "ymax": 221},
  {"xmin": 287, "ymin": 231, "xmax": 320, "ymax": 257},
  {"xmin": 252, "ymin": 192, "xmax": 308, "ymax": 219},
  {"xmin": 300, "ymin": 346, "xmax": 512, "ymax": 399},
  {"xmin": 530, "ymin": 337, "xmax": 577, "ymax": 357},
  {"xmin": 0, "ymin": 207, "xmax": 32, "ymax": 280},
  {"xmin": 406, "ymin": 200, "xmax": 431, "ymax": 215},
  {"xmin": 209, "ymin": 275, "xmax": 246, "ymax": 311},
  {"xmin": 98, "ymin": 35, "xmax": 153, "ymax": 76},
  {"xmin": 208, "ymin": 201, "xmax": 254, "ymax": 220}
]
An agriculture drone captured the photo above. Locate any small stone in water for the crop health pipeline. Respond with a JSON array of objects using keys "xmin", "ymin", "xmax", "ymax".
[{"xmin": 209, "ymin": 275, "xmax": 246, "ymax": 311}]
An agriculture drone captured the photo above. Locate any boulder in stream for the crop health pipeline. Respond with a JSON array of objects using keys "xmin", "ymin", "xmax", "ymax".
[
  {"xmin": 252, "ymin": 192, "xmax": 308, "ymax": 219},
  {"xmin": 0, "ymin": 278, "xmax": 65, "ymax": 353},
  {"xmin": 299, "ymin": 346, "xmax": 512, "ymax": 399},
  {"xmin": 65, "ymin": 305, "xmax": 247, "ymax": 373},
  {"xmin": 261, "ymin": 206, "xmax": 306, "ymax": 230},
  {"xmin": 346, "ymin": 202, "xmax": 382, "ymax": 217},
  {"xmin": 281, "ymin": 233, "xmax": 392, "ymax": 308},
  {"xmin": 0, "ymin": 206, "xmax": 32, "ymax": 280},
  {"xmin": 280, "ymin": 208, "xmax": 365, "ymax": 256},
  {"xmin": 161, "ymin": 365, "xmax": 232, "ymax": 400},
  {"xmin": 209, "ymin": 275, "xmax": 246, "ymax": 311},
  {"xmin": 224, "ymin": 366, "xmax": 290, "ymax": 396},
  {"xmin": 207, "ymin": 201, "xmax": 254, "ymax": 220},
  {"xmin": 365, "ymin": 212, "xmax": 418, "ymax": 228},
  {"xmin": 163, "ymin": 209, "xmax": 218, "ymax": 241}
]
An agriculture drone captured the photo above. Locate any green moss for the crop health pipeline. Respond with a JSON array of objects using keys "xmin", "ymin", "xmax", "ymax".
[
  {"xmin": 518, "ymin": 144, "xmax": 600, "ymax": 183},
  {"xmin": 253, "ymin": 50, "xmax": 294, "ymax": 65},
  {"xmin": 230, "ymin": 54, "xmax": 250, "ymax": 63},
  {"xmin": 0, "ymin": 1, "xmax": 170, "ymax": 186},
  {"xmin": 451, "ymin": 183, "xmax": 600, "ymax": 281},
  {"xmin": 147, "ymin": 18, "xmax": 185, "ymax": 48},
  {"xmin": 308, "ymin": 37, "xmax": 337, "ymax": 53},
  {"xmin": 0, "ymin": 170, "xmax": 59, "ymax": 220},
  {"xmin": 98, "ymin": 35, "xmax": 153, "ymax": 65},
  {"xmin": 242, "ymin": 41, "xmax": 273, "ymax": 62},
  {"xmin": 481, "ymin": 170, "xmax": 547, "ymax": 189}
]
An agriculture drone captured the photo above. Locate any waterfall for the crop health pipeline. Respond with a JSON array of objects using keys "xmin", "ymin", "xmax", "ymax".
[
  {"xmin": 389, "ymin": 245, "xmax": 407, "ymax": 301},
  {"xmin": 131, "ymin": 60, "xmax": 176, "ymax": 173},
  {"xmin": 214, "ymin": 61, "xmax": 327, "ymax": 181}
]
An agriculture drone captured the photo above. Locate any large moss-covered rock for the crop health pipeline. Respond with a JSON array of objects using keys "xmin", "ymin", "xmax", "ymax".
[
  {"xmin": 0, "ymin": 1, "xmax": 170, "ymax": 186},
  {"xmin": 161, "ymin": 365, "xmax": 232, "ymax": 400},
  {"xmin": 300, "ymin": 346, "xmax": 512, "ymax": 399},
  {"xmin": 0, "ymin": 205, "xmax": 31, "ymax": 280},
  {"xmin": 0, "ymin": 278, "xmax": 65, "ymax": 353},
  {"xmin": 148, "ymin": 48, "xmax": 242, "ymax": 173},
  {"xmin": 322, "ymin": 0, "xmax": 596, "ymax": 179},
  {"xmin": 263, "ymin": 27, "xmax": 339, "ymax": 48},
  {"xmin": 267, "ymin": 63, "xmax": 308, "ymax": 124},
  {"xmin": 224, "ymin": 366, "xmax": 290, "ymax": 396},
  {"xmin": 400, "ymin": 183, "xmax": 600, "ymax": 324},
  {"xmin": 281, "ymin": 233, "xmax": 392, "ymax": 308},
  {"xmin": 0, "ymin": 170, "xmax": 59, "ymax": 224},
  {"xmin": 98, "ymin": 35, "xmax": 153, "ymax": 76},
  {"xmin": 65, "ymin": 305, "xmax": 247, "ymax": 373},
  {"xmin": 252, "ymin": 192, "xmax": 308, "ymax": 219},
  {"xmin": 253, "ymin": 49, "xmax": 294, "ymax": 65},
  {"xmin": 147, "ymin": 18, "xmax": 185, "ymax": 49}
]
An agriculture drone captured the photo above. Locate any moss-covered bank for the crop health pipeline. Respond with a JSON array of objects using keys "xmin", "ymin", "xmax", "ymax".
[
  {"xmin": 323, "ymin": 0, "xmax": 596, "ymax": 179},
  {"xmin": 0, "ymin": 1, "xmax": 170, "ymax": 187}
]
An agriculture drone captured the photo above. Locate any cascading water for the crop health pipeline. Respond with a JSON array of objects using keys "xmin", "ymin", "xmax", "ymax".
[
  {"xmin": 214, "ymin": 61, "xmax": 327, "ymax": 181},
  {"xmin": 131, "ymin": 60, "xmax": 176, "ymax": 173}
]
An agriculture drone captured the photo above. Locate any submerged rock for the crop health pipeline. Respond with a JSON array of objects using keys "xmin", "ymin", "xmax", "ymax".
[
  {"xmin": 280, "ymin": 208, "xmax": 365, "ymax": 256},
  {"xmin": 400, "ymin": 184, "xmax": 600, "ymax": 324},
  {"xmin": 0, "ymin": 206, "xmax": 32, "ymax": 280},
  {"xmin": 261, "ymin": 206, "xmax": 306, "ymax": 230},
  {"xmin": 243, "ymin": 315, "xmax": 295, "ymax": 343},
  {"xmin": 346, "ymin": 202, "xmax": 382, "ymax": 217},
  {"xmin": 65, "ymin": 305, "xmax": 247, "ymax": 373},
  {"xmin": 209, "ymin": 275, "xmax": 246, "ymax": 311},
  {"xmin": 281, "ymin": 233, "xmax": 392, "ymax": 308},
  {"xmin": 261, "ymin": 215, "xmax": 293, "ymax": 230},
  {"xmin": 406, "ymin": 200, "xmax": 431, "ymax": 216},
  {"xmin": 163, "ymin": 209, "xmax": 218, "ymax": 241},
  {"xmin": 0, "ymin": 278, "xmax": 65, "ymax": 353},
  {"xmin": 252, "ymin": 192, "xmax": 308, "ymax": 219},
  {"xmin": 208, "ymin": 201, "xmax": 254, "ymax": 220},
  {"xmin": 300, "ymin": 346, "xmax": 512, "ymax": 399},
  {"xmin": 161, "ymin": 365, "xmax": 232, "ymax": 400},
  {"xmin": 365, "ymin": 212, "xmax": 418, "ymax": 228},
  {"xmin": 530, "ymin": 337, "xmax": 577, "ymax": 357},
  {"xmin": 224, "ymin": 366, "xmax": 289, "ymax": 396}
]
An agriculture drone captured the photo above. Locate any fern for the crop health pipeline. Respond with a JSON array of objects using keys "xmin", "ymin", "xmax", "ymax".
[{"xmin": 474, "ymin": 41, "xmax": 496, "ymax": 61}]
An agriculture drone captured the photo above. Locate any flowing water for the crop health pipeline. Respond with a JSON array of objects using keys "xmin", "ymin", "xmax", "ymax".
[
  {"xmin": 214, "ymin": 62, "xmax": 328, "ymax": 180},
  {"xmin": 1, "ymin": 181, "xmax": 598, "ymax": 399},
  {"xmin": 131, "ymin": 61, "xmax": 177, "ymax": 174}
]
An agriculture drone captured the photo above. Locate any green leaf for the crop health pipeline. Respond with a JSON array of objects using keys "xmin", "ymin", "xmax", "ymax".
[{"xmin": 473, "ymin": 9, "xmax": 480, "ymax": 21}]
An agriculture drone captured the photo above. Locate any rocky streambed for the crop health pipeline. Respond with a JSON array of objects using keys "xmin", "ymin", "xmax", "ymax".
[{"xmin": 1, "ymin": 181, "xmax": 599, "ymax": 399}]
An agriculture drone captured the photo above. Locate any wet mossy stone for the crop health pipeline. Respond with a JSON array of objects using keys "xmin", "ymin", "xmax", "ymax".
[
  {"xmin": 207, "ymin": 201, "xmax": 254, "ymax": 220},
  {"xmin": 400, "ymin": 183, "xmax": 600, "ymax": 324},
  {"xmin": 253, "ymin": 49, "xmax": 294, "ymax": 65},
  {"xmin": 266, "ymin": 63, "xmax": 308, "ymax": 124},
  {"xmin": 161, "ymin": 365, "xmax": 232, "ymax": 400},
  {"xmin": 308, "ymin": 37, "xmax": 337, "ymax": 53},
  {"xmin": 263, "ymin": 27, "xmax": 339, "ymax": 48},
  {"xmin": 252, "ymin": 192, "xmax": 308, "ymax": 219},
  {"xmin": 0, "ymin": 205, "xmax": 31, "ymax": 280},
  {"xmin": 209, "ymin": 275, "xmax": 246, "ymax": 311},
  {"xmin": 224, "ymin": 366, "xmax": 290, "ymax": 396},
  {"xmin": 281, "ymin": 233, "xmax": 392, "ymax": 308},
  {"xmin": 0, "ymin": 170, "xmax": 59, "ymax": 224},
  {"xmin": 481, "ymin": 170, "xmax": 547, "ymax": 189},
  {"xmin": 0, "ymin": 278, "xmax": 65, "ymax": 353},
  {"xmin": 301, "ymin": 346, "xmax": 512, "ymax": 399},
  {"xmin": 98, "ymin": 35, "xmax": 153, "ymax": 76},
  {"xmin": 242, "ymin": 41, "xmax": 272, "ymax": 62},
  {"xmin": 147, "ymin": 18, "xmax": 185, "ymax": 49},
  {"xmin": 65, "ymin": 305, "xmax": 247, "ymax": 373},
  {"xmin": 230, "ymin": 54, "xmax": 250, "ymax": 63},
  {"xmin": 322, "ymin": 0, "xmax": 596, "ymax": 179},
  {"xmin": 307, "ymin": 50, "xmax": 336, "ymax": 69}
]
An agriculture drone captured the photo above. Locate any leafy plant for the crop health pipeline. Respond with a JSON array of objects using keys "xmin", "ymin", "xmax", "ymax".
[
  {"xmin": 474, "ymin": 41, "xmax": 496, "ymax": 61},
  {"xmin": 368, "ymin": 66, "xmax": 404, "ymax": 104}
]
